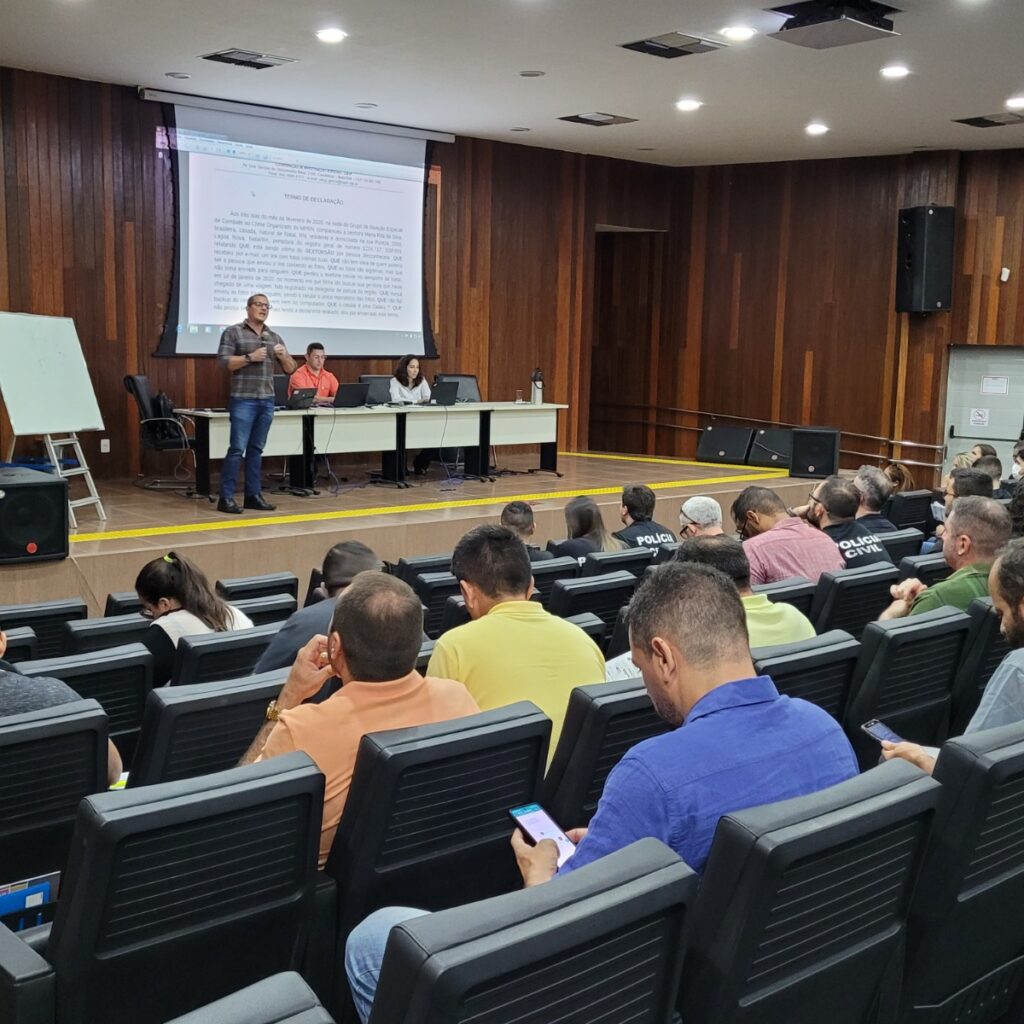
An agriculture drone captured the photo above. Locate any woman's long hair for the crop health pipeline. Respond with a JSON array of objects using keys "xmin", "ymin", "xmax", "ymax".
[
  {"xmin": 563, "ymin": 496, "xmax": 624, "ymax": 552},
  {"xmin": 393, "ymin": 354, "xmax": 424, "ymax": 388},
  {"xmin": 135, "ymin": 551, "xmax": 232, "ymax": 632}
]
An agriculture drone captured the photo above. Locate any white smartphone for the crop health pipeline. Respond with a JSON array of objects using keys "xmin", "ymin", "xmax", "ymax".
[
  {"xmin": 861, "ymin": 719, "xmax": 904, "ymax": 745},
  {"xmin": 509, "ymin": 803, "xmax": 577, "ymax": 868}
]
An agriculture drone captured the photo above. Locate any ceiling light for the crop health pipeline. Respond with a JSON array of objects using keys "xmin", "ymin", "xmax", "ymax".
[
  {"xmin": 805, "ymin": 121, "xmax": 829, "ymax": 135},
  {"xmin": 881, "ymin": 63, "xmax": 910, "ymax": 79},
  {"xmin": 354, "ymin": 102, "xmax": 378, "ymax": 109},
  {"xmin": 519, "ymin": 70, "xmax": 545, "ymax": 78},
  {"xmin": 721, "ymin": 24, "xmax": 756, "ymax": 41},
  {"xmin": 316, "ymin": 27, "xmax": 347, "ymax": 43},
  {"xmin": 510, "ymin": 126, "xmax": 531, "ymax": 132},
  {"xmin": 165, "ymin": 72, "xmax": 191, "ymax": 80},
  {"xmin": 675, "ymin": 98, "xmax": 703, "ymax": 112},
  {"xmin": 1007, "ymin": 95, "xmax": 1024, "ymax": 110}
]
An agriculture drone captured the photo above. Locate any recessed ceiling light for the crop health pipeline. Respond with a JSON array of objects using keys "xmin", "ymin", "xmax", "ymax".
[
  {"xmin": 519, "ymin": 70, "xmax": 545, "ymax": 78},
  {"xmin": 165, "ymin": 72, "xmax": 191, "ymax": 80},
  {"xmin": 354, "ymin": 102, "xmax": 378, "ymax": 109},
  {"xmin": 510, "ymin": 126, "xmax": 531, "ymax": 132},
  {"xmin": 316, "ymin": 27, "xmax": 347, "ymax": 43},
  {"xmin": 1007, "ymin": 95, "xmax": 1024, "ymax": 110},
  {"xmin": 675, "ymin": 98, "xmax": 703, "ymax": 112},
  {"xmin": 881, "ymin": 63, "xmax": 910, "ymax": 79},
  {"xmin": 805, "ymin": 121, "xmax": 830, "ymax": 135},
  {"xmin": 721, "ymin": 25, "xmax": 756, "ymax": 41}
]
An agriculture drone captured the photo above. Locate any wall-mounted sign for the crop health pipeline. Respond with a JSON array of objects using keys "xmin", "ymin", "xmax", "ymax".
[
  {"xmin": 969, "ymin": 407, "xmax": 991, "ymax": 428},
  {"xmin": 981, "ymin": 375, "xmax": 1010, "ymax": 395}
]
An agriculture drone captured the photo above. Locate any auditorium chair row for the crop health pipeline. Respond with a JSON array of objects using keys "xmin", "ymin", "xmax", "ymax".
[{"xmin": 3, "ymin": 696, "xmax": 1023, "ymax": 1024}]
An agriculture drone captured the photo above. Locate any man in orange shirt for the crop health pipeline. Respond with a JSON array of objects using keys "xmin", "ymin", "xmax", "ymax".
[
  {"xmin": 289, "ymin": 342, "xmax": 340, "ymax": 403},
  {"xmin": 240, "ymin": 573, "xmax": 479, "ymax": 867}
]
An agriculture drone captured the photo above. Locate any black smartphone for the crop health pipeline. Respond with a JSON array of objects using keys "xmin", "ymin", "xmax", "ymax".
[
  {"xmin": 509, "ymin": 803, "xmax": 577, "ymax": 868},
  {"xmin": 861, "ymin": 719, "xmax": 904, "ymax": 745}
]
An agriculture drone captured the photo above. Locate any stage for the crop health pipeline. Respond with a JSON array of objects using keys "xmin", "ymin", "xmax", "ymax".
[{"xmin": 3, "ymin": 451, "xmax": 804, "ymax": 614}]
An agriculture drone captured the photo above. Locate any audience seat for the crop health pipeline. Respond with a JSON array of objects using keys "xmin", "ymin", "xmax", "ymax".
[
  {"xmin": 888, "ymin": 489, "xmax": 935, "ymax": 532},
  {"xmin": 898, "ymin": 552, "xmax": 953, "ymax": 587},
  {"xmin": 546, "ymin": 572, "xmax": 637, "ymax": 632},
  {"xmin": 128, "ymin": 672, "xmax": 288, "ymax": 788},
  {"xmin": 526, "ymin": 556, "xmax": 579, "ymax": 605},
  {"xmin": 844, "ymin": 607, "xmax": 973, "ymax": 770},
  {"xmin": 580, "ymin": 548, "xmax": 655, "ymax": 579},
  {"xmin": 411, "ymin": 572, "xmax": 461, "ymax": 639},
  {"xmin": 395, "ymin": 554, "xmax": 451, "ymax": 586},
  {"xmin": 750, "ymin": 575, "xmax": 816, "ymax": 616},
  {"xmin": 0, "ymin": 600, "xmax": 87, "ymax": 660},
  {"xmin": 233, "ymin": 592, "xmax": 298, "ymax": 626},
  {"xmin": 605, "ymin": 605, "xmax": 630, "ymax": 660},
  {"xmin": 216, "ymin": 572, "xmax": 299, "ymax": 602},
  {"xmin": 0, "ymin": 701, "xmax": 108, "ymax": 887},
  {"xmin": 438, "ymin": 595, "xmax": 470, "ymax": 636},
  {"xmin": 1, "ymin": 627, "xmax": 37, "ymax": 664},
  {"xmin": 543, "ymin": 679, "xmax": 668, "ymax": 827},
  {"xmin": 564, "ymin": 612, "xmax": 607, "ymax": 649},
  {"xmin": 950, "ymin": 596, "xmax": 1013, "ymax": 735},
  {"xmin": 877, "ymin": 527, "xmax": 925, "ymax": 564},
  {"xmin": 60, "ymin": 614, "xmax": 149, "ymax": 656},
  {"xmin": 303, "ymin": 568, "xmax": 325, "ymax": 608},
  {"xmin": 678, "ymin": 759, "xmax": 941, "ymax": 1024},
  {"xmin": 415, "ymin": 639, "xmax": 434, "ymax": 672},
  {"xmin": 811, "ymin": 561, "xmax": 900, "ymax": 639},
  {"xmin": 0, "ymin": 752, "xmax": 325, "ymax": 1024},
  {"xmin": 170, "ymin": 624, "xmax": 279, "ymax": 686},
  {"xmin": 901, "ymin": 722, "xmax": 1024, "ymax": 1024},
  {"xmin": 104, "ymin": 592, "xmax": 144, "ymax": 617},
  {"xmin": 368, "ymin": 839, "xmax": 696, "ymax": 1024},
  {"xmin": 17, "ymin": 645, "xmax": 154, "ymax": 766},
  {"xmin": 655, "ymin": 541, "xmax": 680, "ymax": 564},
  {"xmin": 751, "ymin": 629, "xmax": 861, "ymax": 720},
  {"xmin": 165, "ymin": 973, "xmax": 335, "ymax": 1024}
]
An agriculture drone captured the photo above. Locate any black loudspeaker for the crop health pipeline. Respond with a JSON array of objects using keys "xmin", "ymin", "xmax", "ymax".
[
  {"xmin": 747, "ymin": 428, "xmax": 792, "ymax": 469},
  {"xmin": 696, "ymin": 426, "xmax": 754, "ymax": 464},
  {"xmin": 895, "ymin": 205, "xmax": 955, "ymax": 313},
  {"xmin": 0, "ymin": 468, "xmax": 69, "ymax": 563},
  {"xmin": 790, "ymin": 429, "xmax": 840, "ymax": 479}
]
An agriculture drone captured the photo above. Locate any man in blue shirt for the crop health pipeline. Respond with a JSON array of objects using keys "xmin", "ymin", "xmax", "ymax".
[{"xmin": 344, "ymin": 563, "xmax": 858, "ymax": 1021}]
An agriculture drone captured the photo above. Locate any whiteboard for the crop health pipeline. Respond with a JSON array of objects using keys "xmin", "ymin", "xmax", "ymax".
[{"xmin": 0, "ymin": 312, "xmax": 104, "ymax": 435}]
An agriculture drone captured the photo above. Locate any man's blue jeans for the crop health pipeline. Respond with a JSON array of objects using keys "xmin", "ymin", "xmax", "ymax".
[
  {"xmin": 345, "ymin": 906, "xmax": 428, "ymax": 1022},
  {"xmin": 220, "ymin": 396, "xmax": 274, "ymax": 501}
]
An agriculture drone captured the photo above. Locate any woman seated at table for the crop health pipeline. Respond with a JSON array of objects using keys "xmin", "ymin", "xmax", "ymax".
[
  {"xmin": 391, "ymin": 355, "xmax": 434, "ymax": 475},
  {"xmin": 548, "ymin": 495, "xmax": 625, "ymax": 564},
  {"xmin": 136, "ymin": 551, "xmax": 253, "ymax": 685}
]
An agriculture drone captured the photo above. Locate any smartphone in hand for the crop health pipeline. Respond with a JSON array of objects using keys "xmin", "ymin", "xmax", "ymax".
[
  {"xmin": 509, "ymin": 803, "xmax": 577, "ymax": 868},
  {"xmin": 861, "ymin": 719, "xmax": 904, "ymax": 745}
]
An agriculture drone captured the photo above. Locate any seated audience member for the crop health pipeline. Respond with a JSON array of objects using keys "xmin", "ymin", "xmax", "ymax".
[
  {"xmin": 241, "ymin": 573, "xmax": 479, "ymax": 868},
  {"xmin": 136, "ymin": 552, "xmax": 254, "ymax": 686},
  {"xmin": 499, "ymin": 500, "xmax": 554, "ymax": 562},
  {"xmin": 971, "ymin": 442, "xmax": 998, "ymax": 463},
  {"xmin": 1010, "ymin": 441, "xmax": 1024, "ymax": 485},
  {"xmin": 883, "ymin": 461, "xmax": 916, "ymax": 494},
  {"xmin": 1008, "ymin": 479, "xmax": 1024, "ymax": 538},
  {"xmin": 883, "ymin": 538, "xmax": 1024, "ymax": 774},
  {"xmin": 0, "ymin": 630, "xmax": 122, "ymax": 785},
  {"xmin": 731, "ymin": 486, "xmax": 844, "ymax": 585},
  {"xmin": 345, "ymin": 563, "xmax": 858, "ymax": 1022},
  {"xmin": 254, "ymin": 541, "xmax": 381, "ymax": 673},
  {"xmin": 288, "ymin": 342, "xmax": 339, "ymax": 404},
  {"xmin": 427, "ymin": 525, "xmax": 605, "ymax": 754},
  {"xmin": 924, "ymin": 467, "xmax": 995, "ymax": 552},
  {"xmin": 854, "ymin": 466, "xmax": 897, "ymax": 532},
  {"xmin": 881, "ymin": 496, "xmax": 1011, "ymax": 618},
  {"xmin": 806, "ymin": 476, "xmax": 892, "ymax": 569},
  {"xmin": 678, "ymin": 495, "xmax": 724, "ymax": 538},
  {"xmin": 548, "ymin": 495, "xmax": 624, "ymax": 563},
  {"xmin": 974, "ymin": 455, "xmax": 1013, "ymax": 500},
  {"xmin": 614, "ymin": 483, "xmax": 677, "ymax": 548}
]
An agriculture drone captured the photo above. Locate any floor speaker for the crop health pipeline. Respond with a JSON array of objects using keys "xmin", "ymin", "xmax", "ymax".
[
  {"xmin": 895, "ymin": 205, "xmax": 955, "ymax": 313},
  {"xmin": 0, "ymin": 468, "xmax": 69, "ymax": 564},
  {"xmin": 747, "ymin": 428, "xmax": 792, "ymax": 469},
  {"xmin": 790, "ymin": 429, "xmax": 840, "ymax": 479},
  {"xmin": 696, "ymin": 426, "xmax": 754, "ymax": 464}
]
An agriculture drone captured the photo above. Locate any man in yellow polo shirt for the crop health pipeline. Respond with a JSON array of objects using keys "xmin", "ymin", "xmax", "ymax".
[{"xmin": 427, "ymin": 524, "xmax": 606, "ymax": 757}]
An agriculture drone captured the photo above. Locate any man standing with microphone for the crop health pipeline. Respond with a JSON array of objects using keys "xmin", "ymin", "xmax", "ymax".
[{"xmin": 216, "ymin": 293, "xmax": 296, "ymax": 514}]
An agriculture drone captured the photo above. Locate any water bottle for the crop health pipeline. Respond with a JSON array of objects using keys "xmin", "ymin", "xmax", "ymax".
[{"xmin": 530, "ymin": 368, "xmax": 544, "ymax": 405}]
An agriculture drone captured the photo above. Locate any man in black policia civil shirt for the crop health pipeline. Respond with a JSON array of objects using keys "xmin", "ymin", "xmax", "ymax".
[
  {"xmin": 806, "ymin": 475, "xmax": 892, "ymax": 568},
  {"xmin": 216, "ymin": 293, "xmax": 296, "ymax": 514},
  {"xmin": 614, "ymin": 483, "xmax": 678, "ymax": 548}
]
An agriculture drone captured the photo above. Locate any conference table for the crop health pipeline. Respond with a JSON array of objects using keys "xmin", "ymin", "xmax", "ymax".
[{"xmin": 182, "ymin": 402, "xmax": 568, "ymax": 496}]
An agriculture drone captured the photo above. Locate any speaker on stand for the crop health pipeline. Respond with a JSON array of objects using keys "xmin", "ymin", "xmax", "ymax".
[{"xmin": 0, "ymin": 468, "xmax": 69, "ymax": 563}]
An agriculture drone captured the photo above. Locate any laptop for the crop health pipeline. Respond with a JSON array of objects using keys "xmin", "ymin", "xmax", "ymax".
[
  {"xmin": 364, "ymin": 378, "xmax": 392, "ymax": 405},
  {"xmin": 333, "ymin": 382, "xmax": 370, "ymax": 408},
  {"xmin": 431, "ymin": 380, "xmax": 460, "ymax": 406},
  {"xmin": 287, "ymin": 387, "xmax": 317, "ymax": 410},
  {"xmin": 273, "ymin": 375, "xmax": 290, "ymax": 408}
]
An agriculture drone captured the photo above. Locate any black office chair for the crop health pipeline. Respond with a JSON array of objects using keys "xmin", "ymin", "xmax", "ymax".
[
  {"xmin": 811, "ymin": 561, "xmax": 900, "ymax": 639},
  {"xmin": 123, "ymin": 373, "xmax": 196, "ymax": 491},
  {"xmin": 888, "ymin": 489, "xmax": 935, "ymax": 531},
  {"xmin": 0, "ymin": 753, "xmax": 324, "ymax": 1024},
  {"xmin": 527, "ymin": 556, "xmax": 579, "ymax": 605},
  {"xmin": 433, "ymin": 373, "xmax": 481, "ymax": 402},
  {"xmin": 216, "ymin": 572, "xmax": 300, "ymax": 602},
  {"xmin": 547, "ymin": 572, "xmax": 637, "ymax": 632},
  {"xmin": 438, "ymin": 595, "xmax": 471, "ymax": 636},
  {"xmin": 170, "ymin": 624, "xmax": 280, "ymax": 686},
  {"xmin": 752, "ymin": 629, "xmax": 861, "ymax": 720},
  {"xmin": 843, "ymin": 607, "xmax": 973, "ymax": 770},
  {"xmin": 128, "ymin": 671, "xmax": 288, "ymax": 788},
  {"xmin": 543, "ymin": 679, "xmax": 668, "ymax": 827},
  {"xmin": 415, "ymin": 638, "xmax": 435, "ymax": 672},
  {"xmin": 655, "ymin": 541, "xmax": 681, "ymax": 564},
  {"xmin": 580, "ymin": 548, "xmax": 655, "ymax": 579},
  {"xmin": 104, "ymin": 591, "xmax": 144, "ymax": 617},
  {"xmin": 61, "ymin": 613, "xmax": 149, "ymax": 655},
  {"xmin": 359, "ymin": 374, "xmax": 395, "ymax": 406},
  {"xmin": 17, "ymin": 645, "xmax": 154, "ymax": 767},
  {"xmin": 166, "ymin": 973, "xmax": 335, "ymax": 1024},
  {"xmin": 605, "ymin": 605, "xmax": 631, "ymax": 659},
  {"xmin": 679, "ymin": 760, "xmax": 941, "ymax": 1024},
  {"xmin": 304, "ymin": 568, "xmax": 325, "ymax": 607},
  {"xmin": 898, "ymin": 552, "xmax": 953, "ymax": 587},
  {"xmin": 1, "ymin": 626, "xmax": 37, "ymax": 664},
  {"xmin": 900, "ymin": 722, "xmax": 1024, "ymax": 1024},
  {"xmin": 369, "ymin": 839, "xmax": 696, "ymax": 1024},
  {"xmin": 950, "ymin": 596, "xmax": 1013, "ymax": 734},
  {"xmin": 395, "ymin": 554, "xmax": 452, "ymax": 585},
  {"xmin": 411, "ymin": 572, "xmax": 462, "ymax": 638},
  {"xmin": 233, "ymin": 593, "xmax": 298, "ymax": 626},
  {"xmin": 750, "ymin": 575, "xmax": 817, "ymax": 616},
  {"xmin": 877, "ymin": 527, "xmax": 925, "ymax": 564},
  {"xmin": 0, "ymin": 700, "xmax": 108, "ymax": 885},
  {"xmin": 564, "ymin": 612, "xmax": 607, "ymax": 648},
  {"xmin": 0, "ymin": 599, "xmax": 87, "ymax": 659}
]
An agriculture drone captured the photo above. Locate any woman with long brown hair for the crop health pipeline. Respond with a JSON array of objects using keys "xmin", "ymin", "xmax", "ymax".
[{"xmin": 548, "ymin": 495, "xmax": 625, "ymax": 563}]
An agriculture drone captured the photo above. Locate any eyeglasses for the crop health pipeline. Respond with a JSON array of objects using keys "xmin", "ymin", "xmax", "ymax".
[
  {"xmin": 808, "ymin": 492, "xmax": 825, "ymax": 506},
  {"xmin": 250, "ymin": 302, "xmax": 271, "ymax": 310}
]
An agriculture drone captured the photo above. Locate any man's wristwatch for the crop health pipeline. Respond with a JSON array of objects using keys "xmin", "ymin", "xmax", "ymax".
[
  {"xmin": 244, "ymin": 351, "xmax": 252, "ymax": 363},
  {"xmin": 265, "ymin": 699, "xmax": 282, "ymax": 722}
]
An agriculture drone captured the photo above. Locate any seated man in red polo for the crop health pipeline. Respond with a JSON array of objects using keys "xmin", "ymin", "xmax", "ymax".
[{"xmin": 289, "ymin": 342, "xmax": 339, "ymax": 405}]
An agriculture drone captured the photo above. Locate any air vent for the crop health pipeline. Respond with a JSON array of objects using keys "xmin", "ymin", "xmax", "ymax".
[
  {"xmin": 559, "ymin": 112, "xmax": 638, "ymax": 127},
  {"xmin": 768, "ymin": 0, "xmax": 900, "ymax": 48},
  {"xmin": 201, "ymin": 49, "xmax": 297, "ymax": 70},
  {"xmin": 954, "ymin": 112, "xmax": 1024, "ymax": 129},
  {"xmin": 621, "ymin": 32, "xmax": 726, "ymax": 58}
]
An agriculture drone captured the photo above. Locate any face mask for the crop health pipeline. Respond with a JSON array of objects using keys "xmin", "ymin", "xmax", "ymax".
[{"xmin": 1013, "ymin": 463, "xmax": 1022, "ymax": 479}]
